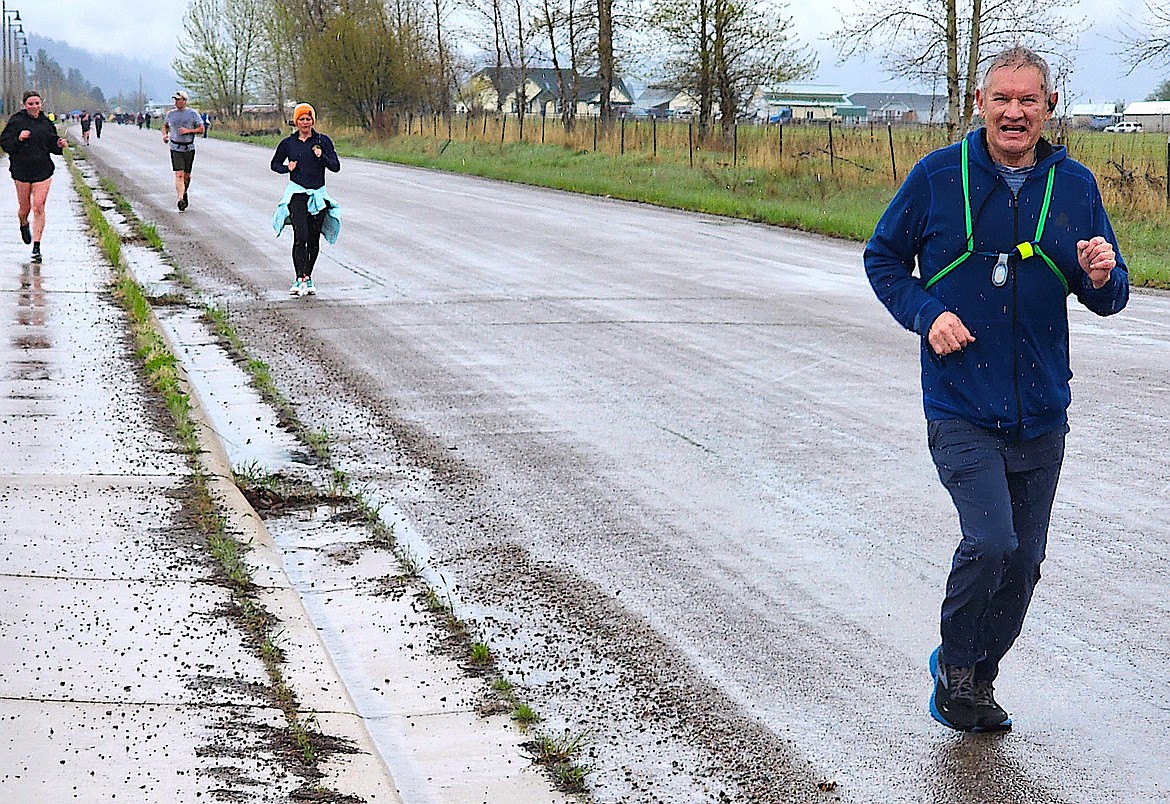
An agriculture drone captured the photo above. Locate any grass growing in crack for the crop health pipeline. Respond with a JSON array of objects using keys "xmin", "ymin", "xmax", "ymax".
[
  {"xmin": 424, "ymin": 587, "xmax": 446, "ymax": 613},
  {"xmin": 511, "ymin": 703, "xmax": 540, "ymax": 726},
  {"xmin": 397, "ymin": 546, "xmax": 423, "ymax": 577},
  {"xmin": 305, "ymin": 426, "xmax": 331, "ymax": 462},
  {"xmin": 233, "ymin": 460, "xmax": 281, "ymax": 491},
  {"xmin": 530, "ymin": 731, "xmax": 592, "ymax": 793},
  {"xmin": 469, "ymin": 641, "xmax": 492, "ymax": 665},
  {"xmin": 492, "ymin": 677, "xmax": 514, "ymax": 694},
  {"xmin": 326, "ymin": 468, "xmax": 350, "ymax": 497}
]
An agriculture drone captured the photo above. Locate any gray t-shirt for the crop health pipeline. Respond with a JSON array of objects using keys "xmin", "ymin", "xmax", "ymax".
[
  {"xmin": 164, "ymin": 108, "xmax": 203, "ymax": 150},
  {"xmin": 995, "ymin": 162, "xmax": 1034, "ymax": 198}
]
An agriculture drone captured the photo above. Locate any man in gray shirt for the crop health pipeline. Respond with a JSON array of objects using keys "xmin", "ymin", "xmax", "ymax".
[{"xmin": 162, "ymin": 91, "xmax": 205, "ymax": 211}]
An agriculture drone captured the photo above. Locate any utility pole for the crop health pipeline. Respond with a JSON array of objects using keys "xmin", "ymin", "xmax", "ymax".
[
  {"xmin": 2, "ymin": 0, "xmax": 8, "ymax": 117},
  {"xmin": 1, "ymin": 3, "xmax": 22, "ymax": 118}
]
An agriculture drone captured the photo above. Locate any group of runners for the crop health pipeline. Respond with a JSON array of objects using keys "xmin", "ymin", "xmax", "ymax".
[{"xmin": 0, "ymin": 89, "xmax": 340, "ymax": 288}]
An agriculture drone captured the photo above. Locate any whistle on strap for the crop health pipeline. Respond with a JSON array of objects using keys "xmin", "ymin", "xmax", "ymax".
[
  {"xmin": 1015, "ymin": 242, "xmax": 1035, "ymax": 260},
  {"xmin": 992, "ymin": 253, "xmax": 1009, "ymax": 287}
]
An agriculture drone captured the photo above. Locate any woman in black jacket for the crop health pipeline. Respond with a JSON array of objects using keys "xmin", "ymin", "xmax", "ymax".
[{"xmin": 0, "ymin": 91, "xmax": 68, "ymax": 263}]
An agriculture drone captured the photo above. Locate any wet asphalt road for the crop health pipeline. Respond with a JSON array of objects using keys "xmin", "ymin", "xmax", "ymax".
[{"xmin": 81, "ymin": 123, "xmax": 1169, "ymax": 803}]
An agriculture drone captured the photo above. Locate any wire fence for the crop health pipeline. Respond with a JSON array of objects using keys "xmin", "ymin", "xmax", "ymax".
[{"xmin": 379, "ymin": 111, "xmax": 1170, "ymax": 215}]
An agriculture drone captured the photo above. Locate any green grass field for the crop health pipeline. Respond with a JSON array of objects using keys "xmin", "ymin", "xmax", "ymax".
[{"xmin": 221, "ymin": 117, "xmax": 1170, "ymax": 288}]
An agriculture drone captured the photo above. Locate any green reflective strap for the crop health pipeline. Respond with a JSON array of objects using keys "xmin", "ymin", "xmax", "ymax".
[
  {"xmin": 1033, "ymin": 245, "xmax": 1070, "ymax": 294},
  {"xmin": 961, "ymin": 138, "xmax": 973, "ymax": 248},
  {"xmin": 924, "ymin": 252, "xmax": 970, "ymax": 289},
  {"xmin": 1033, "ymin": 166, "xmax": 1056, "ymax": 242}
]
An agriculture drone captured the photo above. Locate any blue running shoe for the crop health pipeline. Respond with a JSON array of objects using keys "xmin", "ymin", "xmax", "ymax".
[{"xmin": 929, "ymin": 646, "xmax": 981, "ymax": 731}]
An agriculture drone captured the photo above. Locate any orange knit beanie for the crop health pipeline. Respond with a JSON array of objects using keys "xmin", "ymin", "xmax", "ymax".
[{"xmin": 293, "ymin": 103, "xmax": 315, "ymax": 122}]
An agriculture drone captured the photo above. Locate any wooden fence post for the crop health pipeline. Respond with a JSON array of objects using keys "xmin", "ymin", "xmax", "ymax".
[
  {"xmin": 828, "ymin": 120, "xmax": 835, "ymax": 174},
  {"xmin": 888, "ymin": 123, "xmax": 897, "ymax": 181}
]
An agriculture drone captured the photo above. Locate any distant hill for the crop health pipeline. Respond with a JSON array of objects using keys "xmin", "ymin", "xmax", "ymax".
[{"xmin": 28, "ymin": 34, "xmax": 177, "ymax": 105}]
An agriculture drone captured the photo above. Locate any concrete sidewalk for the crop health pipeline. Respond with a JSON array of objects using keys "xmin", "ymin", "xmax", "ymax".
[{"xmin": 0, "ymin": 159, "xmax": 401, "ymax": 801}]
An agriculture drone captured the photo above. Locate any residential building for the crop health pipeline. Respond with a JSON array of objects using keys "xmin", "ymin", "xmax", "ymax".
[
  {"xmin": 464, "ymin": 68, "xmax": 634, "ymax": 117},
  {"xmin": 1068, "ymin": 102, "xmax": 1119, "ymax": 129},
  {"xmin": 748, "ymin": 83, "xmax": 857, "ymax": 122},
  {"xmin": 635, "ymin": 87, "xmax": 699, "ymax": 118},
  {"xmin": 847, "ymin": 92, "xmax": 947, "ymax": 125}
]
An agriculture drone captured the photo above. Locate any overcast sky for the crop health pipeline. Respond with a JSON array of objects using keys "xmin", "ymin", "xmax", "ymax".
[{"xmin": 18, "ymin": 0, "xmax": 1168, "ymax": 105}]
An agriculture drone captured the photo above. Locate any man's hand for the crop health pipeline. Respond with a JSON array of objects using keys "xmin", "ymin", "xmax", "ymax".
[
  {"xmin": 18, "ymin": 129, "xmax": 30, "ymax": 141},
  {"xmin": 287, "ymin": 160, "xmax": 298, "ymax": 172},
  {"xmin": 928, "ymin": 311, "xmax": 975, "ymax": 356},
  {"xmin": 1077, "ymin": 236, "xmax": 1115, "ymax": 289}
]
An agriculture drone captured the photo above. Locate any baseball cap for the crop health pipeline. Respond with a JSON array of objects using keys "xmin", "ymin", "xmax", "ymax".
[{"xmin": 173, "ymin": 90, "xmax": 189, "ymax": 100}]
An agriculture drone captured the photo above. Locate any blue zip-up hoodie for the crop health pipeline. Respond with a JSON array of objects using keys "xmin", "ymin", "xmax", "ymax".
[{"xmin": 864, "ymin": 128, "xmax": 1129, "ymax": 440}]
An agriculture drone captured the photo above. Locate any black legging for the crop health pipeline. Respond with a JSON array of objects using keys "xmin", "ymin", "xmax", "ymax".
[{"xmin": 288, "ymin": 192, "xmax": 326, "ymax": 279}]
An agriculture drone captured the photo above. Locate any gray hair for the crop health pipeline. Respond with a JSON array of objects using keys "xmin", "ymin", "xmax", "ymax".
[{"xmin": 981, "ymin": 46, "xmax": 1053, "ymax": 96}]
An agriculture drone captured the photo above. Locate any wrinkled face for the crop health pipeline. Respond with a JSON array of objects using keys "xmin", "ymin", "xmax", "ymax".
[
  {"xmin": 23, "ymin": 95, "xmax": 42, "ymax": 116},
  {"xmin": 975, "ymin": 64, "xmax": 1056, "ymax": 167},
  {"xmin": 296, "ymin": 113, "xmax": 314, "ymax": 134}
]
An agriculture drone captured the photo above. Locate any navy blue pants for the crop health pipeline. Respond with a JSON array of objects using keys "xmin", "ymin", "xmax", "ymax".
[{"xmin": 927, "ymin": 419, "xmax": 1066, "ymax": 681}]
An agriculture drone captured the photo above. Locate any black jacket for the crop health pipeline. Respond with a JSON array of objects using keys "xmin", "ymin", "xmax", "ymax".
[{"xmin": 1, "ymin": 110, "xmax": 63, "ymax": 183}]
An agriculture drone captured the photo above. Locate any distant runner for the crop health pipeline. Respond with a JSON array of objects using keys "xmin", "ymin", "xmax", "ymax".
[
  {"xmin": 161, "ymin": 90, "xmax": 204, "ymax": 211},
  {"xmin": 0, "ymin": 90, "xmax": 68, "ymax": 263},
  {"xmin": 271, "ymin": 103, "xmax": 341, "ymax": 296}
]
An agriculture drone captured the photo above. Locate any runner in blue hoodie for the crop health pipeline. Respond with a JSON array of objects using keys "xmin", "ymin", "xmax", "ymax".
[{"xmin": 864, "ymin": 46, "xmax": 1129, "ymax": 733}]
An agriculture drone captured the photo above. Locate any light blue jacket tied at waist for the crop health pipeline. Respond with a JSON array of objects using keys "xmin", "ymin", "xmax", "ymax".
[{"xmin": 272, "ymin": 182, "xmax": 341, "ymax": 244}]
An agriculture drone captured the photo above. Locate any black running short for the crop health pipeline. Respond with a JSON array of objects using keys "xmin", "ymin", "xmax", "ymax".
[{"xmin": 170, "ymin": 149, "xmax": 196, "ymax": 173}]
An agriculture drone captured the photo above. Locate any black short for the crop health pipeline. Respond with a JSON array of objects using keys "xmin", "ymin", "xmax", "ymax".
[{"xmin": 170, "ymin": 149, "xmax": 196, "ymax": 173}]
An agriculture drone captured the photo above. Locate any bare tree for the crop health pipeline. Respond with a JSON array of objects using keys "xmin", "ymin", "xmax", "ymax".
[
  {"xmin": 255, "ymin": 3, "xmax": 301, "ymax": 114},
  {"xmin": 832, "ymin": 0, "xmax": 1081, "ymax": 140},
  {"xmin": 648, "ymin": 0, "xmax": 813, "ymax": 137},
  {"xmin": 1119, "ymin": 2, "xmax": 1170, "ymax": 74},
  {"xmin": 646, "ymin": 0, "xmax": 717, "ymax": 134},
  {"xmin": 711, "ymin": 0, "xmax": 815, "ymax": 136},
  {"xmin": 174, "ymin": 0, "xmax": 266, "ymax": 118},
  {"xmin": 536, "ymin": 0, "xmax": 589, "ymax": 127}
]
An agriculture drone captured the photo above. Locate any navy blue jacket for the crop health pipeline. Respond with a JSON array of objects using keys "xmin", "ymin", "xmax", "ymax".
[
  {"xmin": 865, "ymin": 128, "xmax": 1129, "ymax": 440},
  {"xmin": 270, "ymin": 130, "xmax": 340, "ymax": 189}
]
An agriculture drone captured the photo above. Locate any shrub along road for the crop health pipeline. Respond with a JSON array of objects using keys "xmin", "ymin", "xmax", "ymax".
[{"xmin": 79, "ymin": 122, "xmax": 1170, "ymax": 804}]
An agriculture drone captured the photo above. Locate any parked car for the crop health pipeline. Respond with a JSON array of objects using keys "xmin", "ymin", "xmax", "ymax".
[{"xmin": 1104, "ymin": 121, "xmax": 1143, "ymax": 133}]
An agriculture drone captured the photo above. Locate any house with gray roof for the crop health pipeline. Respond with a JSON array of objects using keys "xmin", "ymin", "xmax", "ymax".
[
  {"xmin": 847, "ymin": 92, "xmax": 947, "ymax": 125},
  {"xmin": 466, "ymin": 68, "xmax": 634, "ymax": 117}
]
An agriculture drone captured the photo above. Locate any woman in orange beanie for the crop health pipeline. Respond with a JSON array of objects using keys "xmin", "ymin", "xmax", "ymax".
[{"xmin": 270, "ymin": 103, "xmax": 341, "ymax": 296}]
